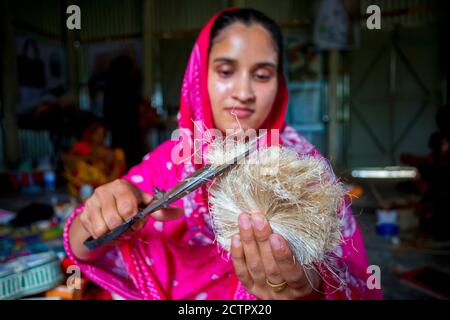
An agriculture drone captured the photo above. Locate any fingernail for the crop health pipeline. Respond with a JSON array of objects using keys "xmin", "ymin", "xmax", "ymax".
[
  {"xmin": 239, "ymin": 213, "xmax": 251, "ymax": 230},
  {"xmin": 251, "ymin": 213, "xmax": 265, "ymax": 231},
  {"xmin": 270, "ymin": 234, "xmax": 282, "ymax": 250},
  {"xmin": 232, "ymin": 235, "xmax": 241, "ymax": 247}
]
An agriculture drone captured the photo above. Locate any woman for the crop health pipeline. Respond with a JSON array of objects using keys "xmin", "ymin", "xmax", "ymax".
[
  {"xmin": 62, "ymin": 119, "xmax": 126, "ymax": 196},
  {"xmin": 65, "ymin": 8, "xmax": 382, "ymax": 300}
]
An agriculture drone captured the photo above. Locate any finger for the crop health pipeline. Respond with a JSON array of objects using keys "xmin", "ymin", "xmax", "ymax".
[
  {"xmin": 138, "ymin": 190, "xmax": 154, "ymax": 206},
  {"xmin": 94, "ymin": 188, "xmax": 125, "ymax": 231},
  {"xmin": 130, "ymin": 219, "xmax": 147, "ymax": 232},
  {"xmin": 112, "ymin": 182, "xmax": 140, "ymax": 221},
  {"xmin": 151, "ymin": 206, "xmax": 184, "ymax": 221},
  {"xmin": 230, "ymin": 234, "xmax": 253, "ymax": 289},
  {"xmin": 120, "ymin": 221, "xmax": 145, "ymax": 240},
  {"xmin": 238, "ymin": 212, "xmax": 265, "ymax": 285},
  {"xmin": 269, "ymin": 233, "xmax": 308, "ymax": 290},
  {"xmin": 250, "ymin": 212, "xmax": 284, "ymax": 286},
  {"xmin": 78, "ymin": 209, "xmax": 94, "ymax": 236},
  {"xmin": 85, "ymin": 196, "xmax": 109, "ymax": 239}
]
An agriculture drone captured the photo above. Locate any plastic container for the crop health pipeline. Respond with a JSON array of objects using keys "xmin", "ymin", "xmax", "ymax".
[
  {"xmin": 0, "ymin": 252, "xmax": 64, "ymax": 300},
  {"xmin": 43, "ymin": 170, "xmax": 56, "ymax": 192},
  {"xmin": 80, "ymin": 184, "xmax": 93, "ymax": 202},
  {"xmin": 376, "ymin": 209, "xmax": 399, "ymax": 236}
]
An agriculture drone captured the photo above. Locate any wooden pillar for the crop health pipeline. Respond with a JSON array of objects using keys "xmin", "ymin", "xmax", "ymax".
[
  {"xmin": 327, "ymin": 49, "xmax": 340, "ymax": 167},
  {"xmin": 64, "ymin": 0, "xmax": 80, "ymax": 104},
  {"xmin": 1, "ymin": 0, "xmax": 20, "ymax": 168},
  {"xmin": 142, "ymin": 0, "xmax": 155, "ymax": 102}
]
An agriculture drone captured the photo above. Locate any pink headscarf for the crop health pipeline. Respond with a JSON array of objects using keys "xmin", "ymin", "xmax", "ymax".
[
  {"xmin": 64, "ymin": 8, "xmax": 383, "ymax": 300},
  {"xmin": 178, "ymin": 8, "xmax": 288, "ymax": 143}
]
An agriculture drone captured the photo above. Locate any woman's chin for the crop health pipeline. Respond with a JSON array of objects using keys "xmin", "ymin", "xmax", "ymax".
[{"xmin": 223, "ymin": 120, "xmax": 253, "ymax": 133}]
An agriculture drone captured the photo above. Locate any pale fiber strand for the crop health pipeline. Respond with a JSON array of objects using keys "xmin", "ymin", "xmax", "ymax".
[{"xmin": 207, "ymin": 143, "xmax": 345, "ymax": 268}]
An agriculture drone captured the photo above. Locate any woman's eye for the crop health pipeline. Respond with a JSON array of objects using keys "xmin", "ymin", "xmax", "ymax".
[
  {"xmin": 254, "ymin": 72, "xmax": 272, "ymax": 81},
  {"xmin": 218, "ymin": 69, "xmax": 233, "ymax": 78}
]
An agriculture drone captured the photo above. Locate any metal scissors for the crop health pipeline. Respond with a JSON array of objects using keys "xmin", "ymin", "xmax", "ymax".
[{"xmin": 83, "ymin": 134, "xmax": 263, "ymax": 250}]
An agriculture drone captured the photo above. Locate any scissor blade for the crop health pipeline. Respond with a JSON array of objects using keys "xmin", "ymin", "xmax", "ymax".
[
  {"xmin": 139, "ymin": 135, "xmax": 259, "ymax": 217},
  {"xmin": 84, "ymin": 134, "xmax": 263, "ymax": 250}
]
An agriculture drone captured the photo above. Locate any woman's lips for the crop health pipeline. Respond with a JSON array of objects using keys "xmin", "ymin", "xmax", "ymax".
[{"xmin": 225, "ymin": 107, "xmax": 254, "ymax": 119}]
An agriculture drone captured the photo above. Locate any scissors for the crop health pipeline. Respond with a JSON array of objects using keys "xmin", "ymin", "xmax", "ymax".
[{"xmin": 83, "ymin": 134, "xmax": 263, "ymax": 250}]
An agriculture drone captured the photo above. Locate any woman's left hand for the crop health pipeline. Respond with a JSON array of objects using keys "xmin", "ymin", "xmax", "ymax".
[{"xmin": 230, "ymin": 211, "xmax": 323, "ymax": 300}]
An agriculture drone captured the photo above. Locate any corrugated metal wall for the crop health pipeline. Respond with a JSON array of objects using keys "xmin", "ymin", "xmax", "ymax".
[
  {"xmin": 2, "ymin": 0, "xmax": 444, "ymax": 170},
  {"xmin": 246, "ymin": 0, "xmax": 313, "ymax": 23},
  {"xmin": 346, "ymin": 0, "xmax": 441, "ymax": 168},
  {"xmin": 79, "ymin": 0, "xmax": 143, "ymax": 41},
  {"xmin": 359, "ymin": 0, "xmax": 437, "ymax": 28},
  {"xmin": 12, "ymin": 0, "xmax": 63, "ymax": 40},
  {"xmin": 19, "ymin": 130, "xmax": 54, "ymax": 162},
  {"xmin": 154, "ymin": 0, "xmax": 225, "ymax": 33},
  {"xmin": 11, "ymin": 0, "xmax": 144, "ymax": 41},
  {"xmin": 152, "ymin": 0, "xmax": 316, "ymax": 33}
]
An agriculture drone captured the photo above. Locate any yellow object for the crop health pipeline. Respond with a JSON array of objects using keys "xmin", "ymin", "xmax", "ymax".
[
  {"xmin": 45, "ymin": 278, "xmax": 87, "ymax": 300},
  {"xmin": 266, "ymin": 278, "xmax": 288, "ymax": 293},
  {"xmin": 347, "ymin": 185, "xmax": 364, "ymax": 199},
  {"xmin": 63, "ymin": 148, "xmax": 126, "ymax": 197}
]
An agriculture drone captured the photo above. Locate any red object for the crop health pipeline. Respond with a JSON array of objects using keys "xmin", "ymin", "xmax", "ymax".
[
  {"xmin": 74, "ymin": 142, "xmax": 91, "ymax": 156},
  {"xmin": 82, "ymin": 286, "xmax": 113, "ymax": 300},
  {"xmin": 61, "ymin": 257, "xmax": 75, "ymax": 271}
]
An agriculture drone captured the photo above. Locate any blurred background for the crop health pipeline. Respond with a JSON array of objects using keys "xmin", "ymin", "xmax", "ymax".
[{"xmin": 0, "ymin": 0, "xmax": 448, "ymax": 300}]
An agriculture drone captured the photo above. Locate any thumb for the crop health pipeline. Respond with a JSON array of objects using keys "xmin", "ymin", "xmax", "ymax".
[
  {"xmin": 151, "ymin": 206, "xmax": 184, "ymax": 221},
  {"xmin": 136, "ymin": 188, "xmax": 184, "ymax": 221}
]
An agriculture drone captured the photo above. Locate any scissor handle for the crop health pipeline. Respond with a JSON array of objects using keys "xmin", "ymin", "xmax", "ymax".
[{"xmin": 83, "ymin": 209, "xmax": 144, "ymax": 250}]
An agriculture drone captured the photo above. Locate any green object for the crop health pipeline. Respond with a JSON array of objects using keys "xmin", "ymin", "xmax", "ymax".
[
  {"xmin": 41, "ymin": 226, "xmax": 63, "ymax": 240},
  {"xmin": 0, "ymin": 252, "xmax": 63, "ymax": 300}
]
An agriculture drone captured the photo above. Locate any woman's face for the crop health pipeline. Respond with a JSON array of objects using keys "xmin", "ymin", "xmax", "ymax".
[
  {"xmin": 208, "ymin": 22, "xmax": 279, "ymax": 133},
  {"xmin": 84, "ymin": 124, "xmax": 106, "ymax": 146}
]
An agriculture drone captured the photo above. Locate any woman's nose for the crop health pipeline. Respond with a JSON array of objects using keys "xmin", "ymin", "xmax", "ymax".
[{"xmin": 232, "ymin": 74, "xmax": 255, "ymax": 103}]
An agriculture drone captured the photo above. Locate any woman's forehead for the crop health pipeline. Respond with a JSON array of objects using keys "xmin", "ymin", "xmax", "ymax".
[{"xmin": 209, "ymin": 23, "xmax": 277, "ymax": 65}]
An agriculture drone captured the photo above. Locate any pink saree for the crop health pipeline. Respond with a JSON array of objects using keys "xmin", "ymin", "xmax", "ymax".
[{"xmin": 64, "ymin": 8, "xmax": 383, "ymax": 300}]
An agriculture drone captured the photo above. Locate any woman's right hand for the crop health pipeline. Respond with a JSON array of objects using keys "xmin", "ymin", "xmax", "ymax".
[
  {"xmin": 69, "ymin": 179, "xmax": 183, "ymax": 261},
  {"xmin": 80, "ymin": 179, "xmax": 152, "ymax": 240}
]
